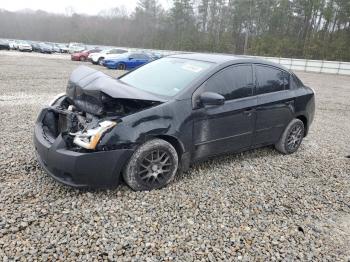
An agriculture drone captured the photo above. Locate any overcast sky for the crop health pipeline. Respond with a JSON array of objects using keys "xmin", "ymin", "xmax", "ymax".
[{"xmin": 0, "ymin": 0, "xmax": 172, "ymax": 15}]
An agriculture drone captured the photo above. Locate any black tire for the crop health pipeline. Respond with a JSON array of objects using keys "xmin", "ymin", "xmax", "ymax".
[
  {"xmin": 79, "ymin": 56, "xmax": 86, "ymax": 62},
  {"xmin": 98, "ymin": 57, "xmax": 104, "ymax": 65},
  {"xmin": 275, "ymin": 119, "xmax": 305, "ymax": 154},
  {"xmin": 123, "ymin": 139, "xmax": 178, "ymax": 191},
  {"xmin": 117, "ymin": 63, "xmax": 126, "ymax": 70}
]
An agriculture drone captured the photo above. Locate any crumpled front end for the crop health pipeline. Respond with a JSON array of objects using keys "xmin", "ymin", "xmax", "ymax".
[
  {"xmin": 33, "ymin": 106, "xmax": 134, "ymax": 187},
  {"xmin": 33, "ymin": 66, "xmax": 163, "ymax": 187}
]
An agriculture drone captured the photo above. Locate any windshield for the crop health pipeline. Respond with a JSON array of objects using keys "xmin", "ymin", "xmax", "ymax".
[{"xmin": 120, "ymin": 57, "xmax": 214, "ymax": 97}]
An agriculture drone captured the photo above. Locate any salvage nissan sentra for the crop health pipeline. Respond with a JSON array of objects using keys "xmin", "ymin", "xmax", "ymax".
[{"xmin": 34, "ymin": 53, "xmax": 315, "ymax": 191}]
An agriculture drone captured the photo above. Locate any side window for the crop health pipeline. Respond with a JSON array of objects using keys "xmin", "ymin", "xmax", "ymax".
[
  {"xmin": 133, "ymin": 54, "xmax": 143, "ymax": 59},
  {"xmin": 203, "ymin": 65, "xmax": 254, "ymax": 100},
  {"xmin": 256, "ymin": 65, "xmax": 286, "ymax": 94}
]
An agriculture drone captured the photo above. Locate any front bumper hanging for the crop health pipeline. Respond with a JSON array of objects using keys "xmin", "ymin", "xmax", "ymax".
[{"xmin": 33, "ymin": 109, "xmax": 133, "ymax": 188}]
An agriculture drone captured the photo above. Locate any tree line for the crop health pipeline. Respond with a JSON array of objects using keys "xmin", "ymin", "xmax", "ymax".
[{"xmin": 0, "ymin": 0, "xmax": 349, "ymax": 61}]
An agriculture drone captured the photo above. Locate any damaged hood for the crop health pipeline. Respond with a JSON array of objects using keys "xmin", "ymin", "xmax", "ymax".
[
  {"xmin": 66, "ymin": 66, "xmax": 165, "ymax": 116},
  {"xmin": 67, "ymin": 65, "xmax": 166, "ymax": 103}
]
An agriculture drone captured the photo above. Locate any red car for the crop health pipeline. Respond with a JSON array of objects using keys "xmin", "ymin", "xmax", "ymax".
[{"xmin": 71, "ymin": 48, "xmax": 101, "ymax": 61}]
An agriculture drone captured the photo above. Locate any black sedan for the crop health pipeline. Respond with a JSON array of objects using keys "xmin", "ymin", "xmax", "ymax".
[
  {"xmin": 32, "ymin": 42, "xmax": 53, "ymax": 53},
  {"xmin": 34, "ymin": 54, "xmax": 315, "ymax": 191}
]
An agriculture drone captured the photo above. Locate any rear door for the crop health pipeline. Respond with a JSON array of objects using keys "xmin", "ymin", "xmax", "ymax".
[
  {"xmin": 192, "ymin": 64, "xmax": 257, "ymax": 160},
  {"xmin": 253, "ymin": 64, "xmax": 294, "ymax": 146}
]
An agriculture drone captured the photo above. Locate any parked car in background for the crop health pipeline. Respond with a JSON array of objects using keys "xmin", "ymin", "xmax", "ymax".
[
  {"xmin": 88, "ymin": 48, "xmax": 128, "ymax": 65},
  {"xmin": 47, "ymin": 43, "xmax": 61, "ymax": 53},
  {"xmin": 103, "ymin": 52, "xmax": 154, "ymax": 70},
  {"xmin": 31, "ymin": 42, "xmax": 41, "ymax": 52},
  {"xmin": 102, "ymin": 49, "xmax": 131, "ymax": 61},
  {"xmin": 9, "ymin": 40, "xmax": 20, "ymax": 50},
  {"xmin": 71, "ymin": 47, "xmax": 102, "ymax": 61},
  {"xmin": 56, "ymin": 44, "xmax": 69, "ymax": 53},
  {"xmin": 0, "ymin": 39, "xmax": 10, "ymax": 50},
  {"xmin": 34, "ymin": 54, "xmax": 315, "ymax": 190},
  {"xmin": 18, "ymin": 41, "xmax": 33, "ymax": 52},
  {"xmin": 145, "ymin": 52, "xmax": 163, "ymax": 60},
  {"xmin": 35, "ymin": 43, "xmax": 53, "ymax": 53},
  {"xmin": 68, "ymin": 44, "xmax": 86, "ymax": 54}
]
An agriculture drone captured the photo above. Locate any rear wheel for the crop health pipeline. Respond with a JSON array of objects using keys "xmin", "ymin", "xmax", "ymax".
[
  {"xmin": 79, "ymin": 56, "xmax": 86, "ymax": 62},
  {"xmin": 117, "ymin": 63, "xmax": 126, "ymax": 70},
  {"xmin": 123, "ymin": 139, "xmax": 178, "ymax": 191},
  {"xmin": 98, "ymin": 57, "xmax": 104, "ymax": 65},
  {"xmin": 275, "ymin": 119, "xmax": 305, "ymax": 154}
]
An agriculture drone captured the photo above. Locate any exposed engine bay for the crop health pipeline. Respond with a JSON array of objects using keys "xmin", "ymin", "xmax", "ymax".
[{"xmin": 41, "ymin": 66, "xmax": 163, "ymax": 150}]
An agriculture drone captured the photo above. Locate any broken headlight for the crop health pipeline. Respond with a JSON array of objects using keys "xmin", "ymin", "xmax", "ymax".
[{"xmin": 71, "ymin": 120, "xmax": 116, "ymax": 150}]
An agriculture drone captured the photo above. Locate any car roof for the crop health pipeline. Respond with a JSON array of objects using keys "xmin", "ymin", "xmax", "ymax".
[
  {"xmin": 169, "ymin": 53, "xmax": 289, "ymax": 71},
  {"xmin": 169, "ymin": 53, "xmax": 242, "ymax": 63}
]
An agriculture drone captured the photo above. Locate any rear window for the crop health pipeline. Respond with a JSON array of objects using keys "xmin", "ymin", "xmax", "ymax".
[
  {"xmin": 256, "ymin": 65, "xmax": 289, "ymax": 94},
  {"xmin": 291, "ymin": 74, "xmax": 304, "ymax": 89}
]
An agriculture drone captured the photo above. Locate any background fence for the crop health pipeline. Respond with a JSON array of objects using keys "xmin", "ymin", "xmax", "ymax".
[
  {"xmin": 127, "ymin": 46, "xmax": 350, "ymax": 76},
  {"xmin": 88, "ymin": 44, "xmax": 350, "ymax": 76},
  {"xmin": 245, "ymin": 55, "xmax": 350, "ymax": 75}
]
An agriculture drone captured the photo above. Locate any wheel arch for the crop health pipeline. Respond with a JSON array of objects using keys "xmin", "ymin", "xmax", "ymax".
[
  {"xmin": 151, "ymin": 135, "xmax": 184, "ymax": 158},
  {"xmin": 295, "ymin": 115, "xmax": 308, "ymax": 136}
]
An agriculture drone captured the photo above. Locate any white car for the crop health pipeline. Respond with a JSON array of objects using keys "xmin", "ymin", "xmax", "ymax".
[
  {"xmin": 9, "ymin": 40, "xmax": 19, "ymax": 50},
  {"xmin": 18, "ymin": 41, "xmax": 32, "ymax": 52},
  {"xmin": 68, "ymin": 43, "xmax": 86, "ymax": 54},
  {"xmin": 88, "ymin": 48, "xmax": 128, "ymax": 65},
  {"xmin": 69, "ymin": 45, "xmax": 86, "ymax": 54},
  {"xmin": 56, "ymin": 44, "xmax": 69, "ymax": 53}
]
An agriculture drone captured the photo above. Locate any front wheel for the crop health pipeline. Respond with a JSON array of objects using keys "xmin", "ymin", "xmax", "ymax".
[
  {"xmin": 79, "ymin": 56, "xmax": 86, "ymax": 62},
  {"xmin": 123, "ymin": 139, "xmax": 178, "ymax": 191},
  {"xmin": 275, "ymin": 119, "xmax": 305, "ymax": 154}
]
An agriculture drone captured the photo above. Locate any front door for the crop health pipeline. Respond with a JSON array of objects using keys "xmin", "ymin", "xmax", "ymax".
[{"xmin": 192, "ymin": 64, "xmax": 257, "ymax": 160}]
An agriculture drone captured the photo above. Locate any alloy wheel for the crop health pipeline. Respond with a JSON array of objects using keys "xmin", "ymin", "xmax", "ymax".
[
  {"xmin": 286, "ymin": 124, "xmax": 303, "ymax": 151},
  {"xmin": 118, "ymin": 64, "xmax": 126, "ymax": 70},
  {"xmin": 137, "ymin": 149, "xmax": 173, "ymax": 187}
]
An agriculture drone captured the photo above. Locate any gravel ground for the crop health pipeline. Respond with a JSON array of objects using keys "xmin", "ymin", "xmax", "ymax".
[{"xmin": 0, "ymin": 52, "xmax": 349, "ymax": 261}]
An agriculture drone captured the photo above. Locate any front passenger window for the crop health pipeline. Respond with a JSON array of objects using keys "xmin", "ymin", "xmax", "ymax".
[{"xmin": 203, "ymin": 65, "xmax": 254, "ymax": 100}]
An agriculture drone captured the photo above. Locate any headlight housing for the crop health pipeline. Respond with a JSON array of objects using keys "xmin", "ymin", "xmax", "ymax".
[
  {"xmin": 72, "ymin": 121, "xmax": 116, "ymax": 150},
  {"xmin": 48, "ymin": 93, "xmax": 66, "ymax": 106}
]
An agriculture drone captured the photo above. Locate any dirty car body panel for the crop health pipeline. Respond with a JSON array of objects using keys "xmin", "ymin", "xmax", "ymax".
[{"xmin": 34, "ymin": 54, "xmax": 315, "ymax": 188}]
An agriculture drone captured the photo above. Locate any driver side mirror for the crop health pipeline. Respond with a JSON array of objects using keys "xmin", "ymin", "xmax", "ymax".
[
  {"xmin": 129, "ymin": 57, "xmax": 134, "ymax": 60},
  {"xmin": 199, "ymin": 92, "xmax": 225, "ymax": 107}
]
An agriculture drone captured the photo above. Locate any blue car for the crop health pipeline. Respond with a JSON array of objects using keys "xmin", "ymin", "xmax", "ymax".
[{"xmin": 103, "ymin": 53, "xmax": 153, "ymax": 70}]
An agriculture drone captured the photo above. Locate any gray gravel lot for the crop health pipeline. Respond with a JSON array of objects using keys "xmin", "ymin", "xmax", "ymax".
[{"xmin": 0, "ymin": 52, "xmax": 349, "ymax": 261}]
